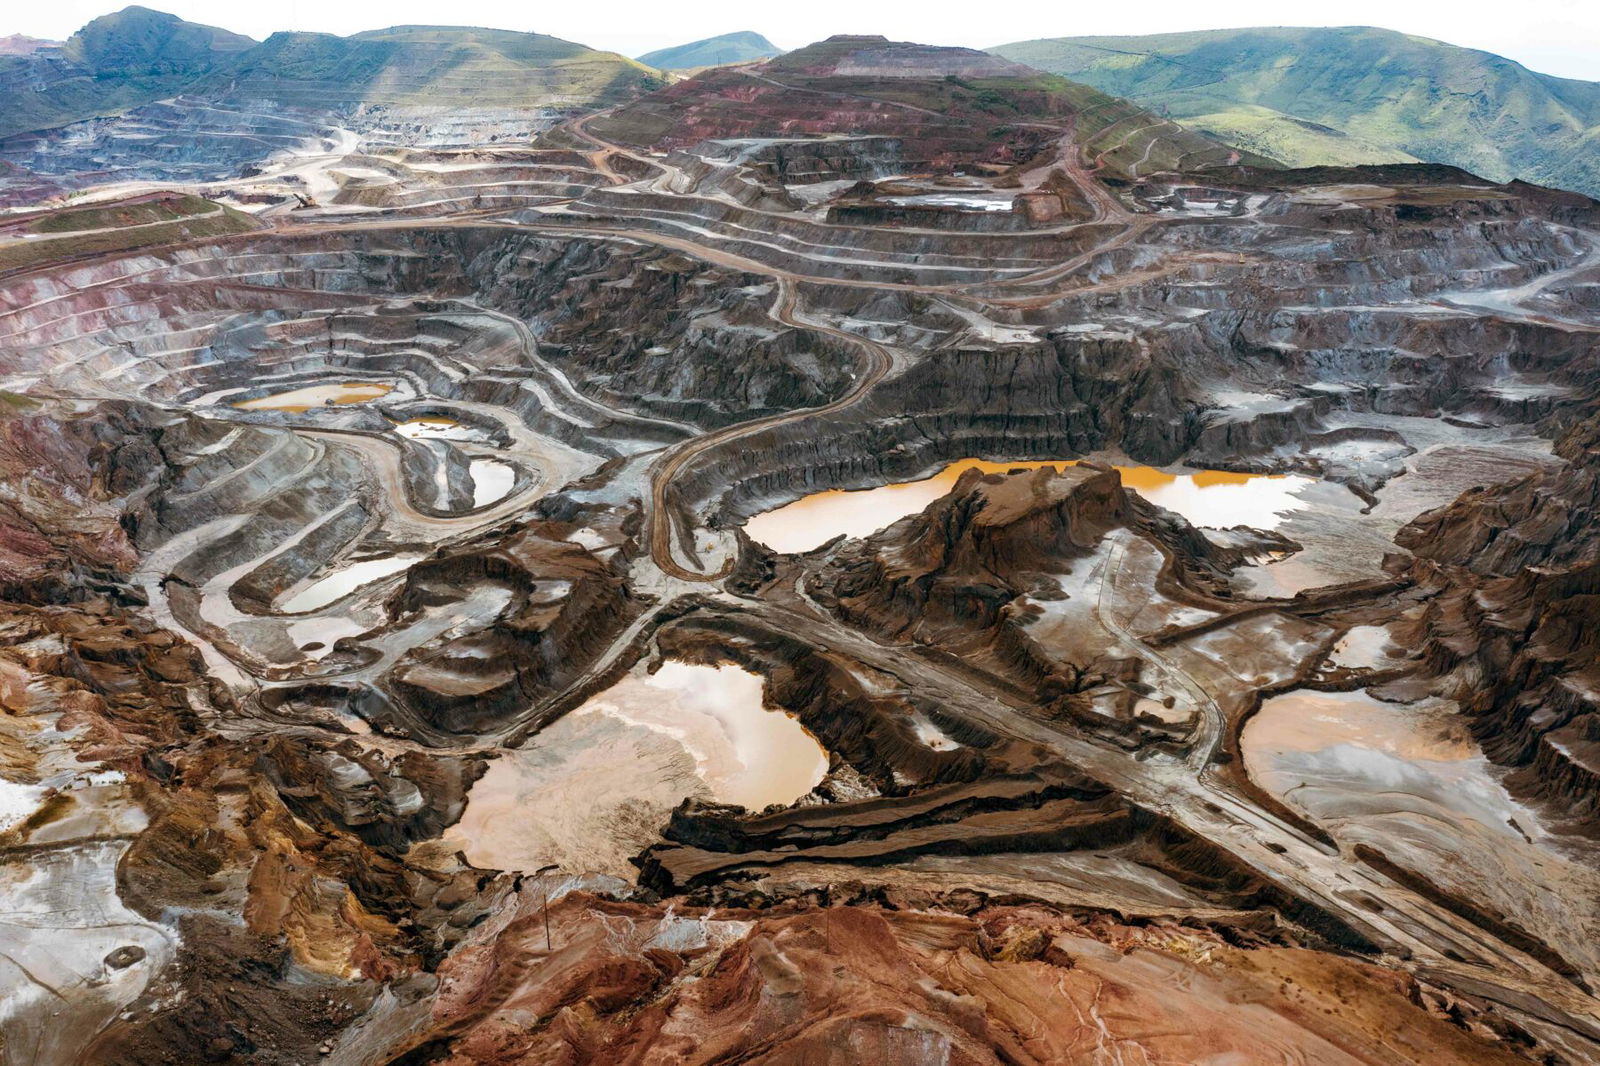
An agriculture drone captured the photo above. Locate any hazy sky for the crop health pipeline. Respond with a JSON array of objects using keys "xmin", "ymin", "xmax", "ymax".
[{"xmin": 10, "ymin": 0, "xmax": 1600, "ymax": 81}]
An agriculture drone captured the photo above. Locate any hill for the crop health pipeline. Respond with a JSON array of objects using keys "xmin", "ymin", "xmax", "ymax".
[
  {"xmin": 637, "ymin": 31, "xmax": 782, "ymax": 71},
  {"xmin": 0, "ymin": 35, "xmax": 57, "ymax": 56},
  {"xmin": 197, "ymin": 25, "xmax": 660, "ymax": 110},
  {"xmin": 992, "ymin": 27, "xmax": 1600, "ymax": 196},
  {"xmin": 0, "ymin": 11, "xmax": 664, "ymax": 144},
  {"xmin": 0, "ymin": 6, "xmax": 253, "ymax": 140},
  {"xmin": 591, "ymin": 35, "xmax": 1263, "ymax": 177}
]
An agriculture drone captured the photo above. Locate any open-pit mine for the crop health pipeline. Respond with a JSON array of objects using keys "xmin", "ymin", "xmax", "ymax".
[{"xmin": 2, "ymin": 20, "xmax": 1600, "ymax": 1066}]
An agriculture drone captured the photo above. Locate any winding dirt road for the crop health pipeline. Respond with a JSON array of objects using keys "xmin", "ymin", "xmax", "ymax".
[{"xmin": 644, "ymin": 276, "xmax": 895, "ymax": 580}]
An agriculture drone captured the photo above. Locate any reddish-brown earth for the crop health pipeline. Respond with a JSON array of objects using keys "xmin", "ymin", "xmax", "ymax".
[{"xmin": 401, "ymin": 890, "xmax": 1528, "ymax": 1066}]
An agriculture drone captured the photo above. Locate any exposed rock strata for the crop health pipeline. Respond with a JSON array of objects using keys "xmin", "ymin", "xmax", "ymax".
[
  {"xmin": 379, "ymin": 886, "xmax": 1529, "ymax": 1066},
  {"xmin": 1396, "ymin": 412, "xmax": 1600, "ymax": 818}
]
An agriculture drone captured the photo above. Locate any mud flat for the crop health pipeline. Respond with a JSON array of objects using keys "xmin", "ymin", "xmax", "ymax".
[
  {"xmin": 0, "ymin": 774, "xmax": 177, "ymax": 1066},
  {"xmin": 278, "ymin": 554, "xmax": 422, "ymax": 613},
  {"xmin": 1243, "ymin": 688, "xmax": 1600, "ymax": 985},
  {"xmin": 440, "ymin": 661, "xmax": 827, "ymax": 878},
  {"xmin": 231, "ymin": 381, "xmax": 394, "ymax": 412},
  {"xmin": 884, "ymin": 192, "xmax": 1015, "ymax": 212}
]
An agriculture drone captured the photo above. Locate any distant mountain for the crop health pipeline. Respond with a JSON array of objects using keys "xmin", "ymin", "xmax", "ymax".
[
  {"xmin": 992, "ymin": 27, "xmax": 1600, "ymax": 197},
  {"xmin": 195, "ymin": 25, "xmax": 662, "ymax": 109},
  {"xmin": 593, "ymin": 35, "xmax": 1266, "ymax": 178},
  {"xmin": 65, "ymin": 4, "xmax": 254, "ymax": 73},
  {"xmin": 0, "ymin": 10, "xmax": 664, "ymax": 144},
  {"xmin": 0, "ymin": 6, "xmax": 253, "ymax": 140},
  {"xmin": 0, "ymin": 35, "xmax": 57, "ymax": 56},
  {"xmin": 637, "ymin": 31, "xmax": 782, "ymax": 71}
]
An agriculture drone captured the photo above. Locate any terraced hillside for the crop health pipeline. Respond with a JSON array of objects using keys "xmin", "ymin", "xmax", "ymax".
[
  {"xmin": 591, "ymin": 35, "xmax": 1268, "ymax": 180},
  {"xmin": 0, "ymin": 6, "xmax": 253, "ymax": 141},
  {"xmin": 0, "ymin": 190, "xmax": 261, "ymax": 272},
  {"xmin": 0, "ymin": 13, "xmax": 663, "ymax": 201},
  {"xmin": 993, "ymin": 27, "xmax": 1600, "ymax": 196}
]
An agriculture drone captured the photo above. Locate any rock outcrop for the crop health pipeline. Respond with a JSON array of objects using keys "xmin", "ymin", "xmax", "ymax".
[
  {"xmin": 380, "ymin": 886, "xmax": 1531, "ymax": 1066},
  {"xmin": 1396, "ymin": 412, "xmax": 1600, "ymax": 818}
]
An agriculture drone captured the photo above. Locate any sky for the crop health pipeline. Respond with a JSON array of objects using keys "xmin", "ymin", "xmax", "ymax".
[{"xmin": 8, "ymin": 0, "xmax": 1600, "ymax": 81}]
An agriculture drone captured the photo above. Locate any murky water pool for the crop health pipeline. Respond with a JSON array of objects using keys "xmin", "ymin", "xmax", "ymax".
[
  {"xmin": 277, "ymin": 554, "xmax": 421, "ymax": 613},
  {"xmin": 233, "ymin": 382, "xmax": 393, "ymax": 413},
  {"xmin": 743, "ymin": 458, "xmax": 1313, "ymax": 554},
  {"xmin": 1241, "ymin": 686, "xmax": 1600, "ymax": 978},
  {"xmin": 468, "ymin": 459, "xmax": 515, "ymax": 507},
  {"xmin": 391, "ymin": 416, "xmax": 490, "ymax": 443},
  {"xmin": 442, "ymin": 660, "xmax": 827, "ymax": 877},
  {"xmin": 285, "ymin": 616, "xmax": 370, "ymax": 658}
]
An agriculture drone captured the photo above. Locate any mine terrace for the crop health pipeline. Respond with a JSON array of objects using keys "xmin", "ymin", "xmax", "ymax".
[{"xmin": 1, "ymin": 22, "xmax": 1600, "ymax": 1066}]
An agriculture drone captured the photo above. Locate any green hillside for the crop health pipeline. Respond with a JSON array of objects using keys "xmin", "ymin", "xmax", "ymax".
[
  {"xmin": 0, "ymin": 6, "xmax": 253, "ymax": 140},
  {"xmin": 992, "ymin": 27, "xmax": 1600, "ymax": 196},
  {"xmin": 0, "ymin": 11, "xmax": 663, "ymax": 143},
  {"xmin": 198, "ymin": 25, "xmax": 662, "ymax": 109},
  {"xmin": 637, "ymin": 31, "xmax": 782, "ymax": 71}
]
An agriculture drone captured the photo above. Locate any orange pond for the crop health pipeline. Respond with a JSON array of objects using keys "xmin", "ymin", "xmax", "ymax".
[
  {"xmin": 232, "ymin": 382, "xmax": 393, "ymax": 413},
  {"xmin": 743, "ymin": 459, "xmax": 1311, "ymax": 554}
]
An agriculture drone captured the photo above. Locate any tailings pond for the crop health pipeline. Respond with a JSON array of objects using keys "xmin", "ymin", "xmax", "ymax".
[
  {"xmin": 743, "ymin": 458, "xmax": 1318, "ymax": 554},
  {"xmin": 440, "ymin": 661, "xmax": 828, "ymax": 878}
]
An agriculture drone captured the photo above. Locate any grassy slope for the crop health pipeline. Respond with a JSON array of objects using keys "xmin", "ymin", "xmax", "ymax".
[
  {"xmin": 0, "ymin": 14, "xmax": 662, "ymax": 143},
  {"xmin": 194, "ymin": 26, "xmax": 663, "ymax": 110},
  {"xmin": 29, "ymin": 192, "xmax": 216, "ymax": 232},
  {"xmin": 0, "ymin": 6, "xmax": 253, "ymax": 140},
  {"xmin": 637, "ymin": 32, "xmax": 782, "ymax": 71},
  {"xmin": 0, "ymin": 194, "xmax": 261, "ymax": 275},
  {"xmin": 992, "ymin": 27, "xmax": 1600, "ymax": 195}
]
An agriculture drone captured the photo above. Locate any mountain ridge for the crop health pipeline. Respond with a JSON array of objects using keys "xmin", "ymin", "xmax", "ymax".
[
  {"xmin": 0, "ymin": 6, "xmax": 253, "ymax": 140},
  {"xmin": 592, "ymin": 34, "xmax": 1267, "ymax": 179},
  {"xmin": 991, "ymin": 25, "xmax": 1600, "ymax": 196},
  {"xmin": 0, "ymin": 7, "xmax": 660, "ymax": 141},
  {"xmin": 193, "ymin": 24, "xmax": 660, "ymax": 109}
]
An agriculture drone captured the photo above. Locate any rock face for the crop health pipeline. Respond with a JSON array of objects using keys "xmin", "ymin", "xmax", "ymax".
[
  {"xmin": 0, "ymin": 403, "xmax": 142, "ymax": 594},
  {"xmin": 1397, "ymin": 412, "xmax": 1600, "ymax": 817},
  {"xmin": 822, "ymin": 464, "xmax": 1236, "ymax": 638},
  {"xmin": 813, "ymin": 463, "xmax": 1261, "ymax": 708},
  {"xmin": 388, "ymin": 522, "xmax": 639, "ymax": 735},
  {"xmin": 381, "ymin": 887, "xmax": 1529, "ymax": 1066}
]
